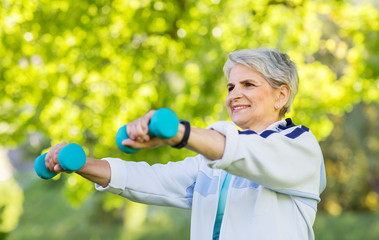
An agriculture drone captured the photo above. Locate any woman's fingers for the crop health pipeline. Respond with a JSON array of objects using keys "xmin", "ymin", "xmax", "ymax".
[
  {"xmin": 122, "ymin": 136, "xmax": 164, "ymax": 149},
  {"xmin": 54, "ymin": 164, "xmax": 72, "ymax": 173},
  {"xmin": 45, "ymin": 145, "xmax": 57, "ymax": 171},
  {"xmin": 45, "ymin": 141, "xmax": 68, "ymax": 173},
  {"xmin": 127, "ymin": 110, "xmax": 156, "ymax": 142}
]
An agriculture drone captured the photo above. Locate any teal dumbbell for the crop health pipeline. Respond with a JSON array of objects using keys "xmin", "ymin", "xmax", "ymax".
[
  {"xmin": 34, "ymin": 143, "xmax": 86, "ymax": 179},
  {"xmin": 116, "ymin": 108, "xmax": 179, "ymax": 154}
]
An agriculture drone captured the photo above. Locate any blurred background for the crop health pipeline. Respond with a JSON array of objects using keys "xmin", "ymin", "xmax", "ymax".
[{"xmin": 1, "ymin": 0, "xmax": 379, "ymax": 239}]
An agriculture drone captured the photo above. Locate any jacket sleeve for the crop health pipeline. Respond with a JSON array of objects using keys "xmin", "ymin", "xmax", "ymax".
[
  {"xmin": 205, "ymin": 121, "xmax": 323, "ymax": 198},
  {"xmin": 95, "ymin": 155, "xmax": 202, "ymax": 209}
]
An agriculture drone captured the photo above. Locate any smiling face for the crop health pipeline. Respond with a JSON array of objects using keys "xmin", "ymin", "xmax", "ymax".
[{"xmin": 226, "ymin": 64, "xmax": 281, "ymax": 132}]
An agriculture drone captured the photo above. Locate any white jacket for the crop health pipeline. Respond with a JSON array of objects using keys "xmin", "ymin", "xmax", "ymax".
[{"xmin": 96, "ymin": 119, "xmax": 326, "ymax": 240}]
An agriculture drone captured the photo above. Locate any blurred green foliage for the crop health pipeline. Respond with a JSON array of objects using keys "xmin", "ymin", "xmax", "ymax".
[
  {"xmin": 0, "ymin": 149, "xmax": 23, "ymax": 237},
  {"xmin": 1, "ymin": 0, "xmax": 379, "ymax": 238},
  {"xmin": 320, "ymin": 102, "xmax": 379, "ymax": 215}
]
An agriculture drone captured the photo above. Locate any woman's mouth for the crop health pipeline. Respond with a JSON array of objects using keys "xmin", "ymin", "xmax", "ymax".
[{"xmin": 232, "ymin": 105, "xmax": 250, "ymax": 112}]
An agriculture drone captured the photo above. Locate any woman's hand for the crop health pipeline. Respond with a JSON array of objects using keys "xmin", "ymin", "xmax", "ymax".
[
  {"xmin": 122, "ymin": 110, "xmax": 178, "ymax": 150},
  {"xmin": 126, "ymin": 110, "xmax": 155, "ymax": 142},
  {"xmin": 44, "ymin": 141, "xmax": 70, "ymax": 173},
  {"xmin": 44, "ymin": 141, "xmax": 111, "ymax": 186}
]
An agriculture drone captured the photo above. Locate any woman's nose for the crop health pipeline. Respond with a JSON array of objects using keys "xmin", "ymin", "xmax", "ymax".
[{"xmin": 229, "ymin": 87, "xmax": 242, "ymax": 99}]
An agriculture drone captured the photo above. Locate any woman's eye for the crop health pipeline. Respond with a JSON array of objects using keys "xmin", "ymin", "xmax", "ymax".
[
  {"xmin": 228, "ymin": 86, "xmax": 234, "ymax": 92},
  {"xmin": 246, "ymin": 82, "xmax": 254, "ymax": 87}
]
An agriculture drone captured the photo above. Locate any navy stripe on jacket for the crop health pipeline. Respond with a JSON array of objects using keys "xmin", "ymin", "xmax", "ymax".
[{"xmin": 238, "ymin": 118, "xmax": 309, "ymax": 139}]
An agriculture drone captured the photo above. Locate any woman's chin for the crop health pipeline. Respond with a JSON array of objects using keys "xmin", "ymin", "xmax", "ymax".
[{"xmin": 232, "ymin": 119, "xmax": 250, "ymax": 130}]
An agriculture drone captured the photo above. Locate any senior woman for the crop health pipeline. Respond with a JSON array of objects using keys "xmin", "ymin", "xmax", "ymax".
[{"xmin": 45, "ymin": 48, "xmax": 326, "ymax": 240}]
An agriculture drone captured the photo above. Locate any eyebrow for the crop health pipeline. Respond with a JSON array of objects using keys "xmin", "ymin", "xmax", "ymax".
[{"xmin": 227, "ymin": 79, "xmax": 259, "ymax": 88}]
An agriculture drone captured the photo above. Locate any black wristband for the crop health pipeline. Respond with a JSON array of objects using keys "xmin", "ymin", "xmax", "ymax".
[{"xmin": 172, "ymin": 120, "xmax": 191, "ymax": 149}]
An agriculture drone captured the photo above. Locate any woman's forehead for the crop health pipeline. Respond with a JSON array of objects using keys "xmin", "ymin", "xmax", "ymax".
[{"xmin": 228, "ymin": 64, "xmax": 266, "ymax": 84}]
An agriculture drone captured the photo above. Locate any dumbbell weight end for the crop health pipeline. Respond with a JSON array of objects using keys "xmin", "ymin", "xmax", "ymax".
[{"xmin": 34, "ymin": 153, "xmax": 57, "ymax": 179}]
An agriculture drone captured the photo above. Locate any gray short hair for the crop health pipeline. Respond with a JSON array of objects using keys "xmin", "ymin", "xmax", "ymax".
[{"xmin": 223, "ymin": 48, "xmax": 299, "ymax": 117}]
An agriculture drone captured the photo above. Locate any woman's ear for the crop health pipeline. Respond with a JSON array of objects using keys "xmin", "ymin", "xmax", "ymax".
[{"xmin": 276, "ymin": 84, "xmax": 290, "ymax": 108}]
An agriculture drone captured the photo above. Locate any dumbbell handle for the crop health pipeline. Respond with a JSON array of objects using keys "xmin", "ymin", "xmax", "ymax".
[
  {"xmin": 116, "ymin": 108, "xmax": 179, "ymax": 154},
  {"xmin": 34, "ymin": 143, "xmax": 86, "ymax": 179}
]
